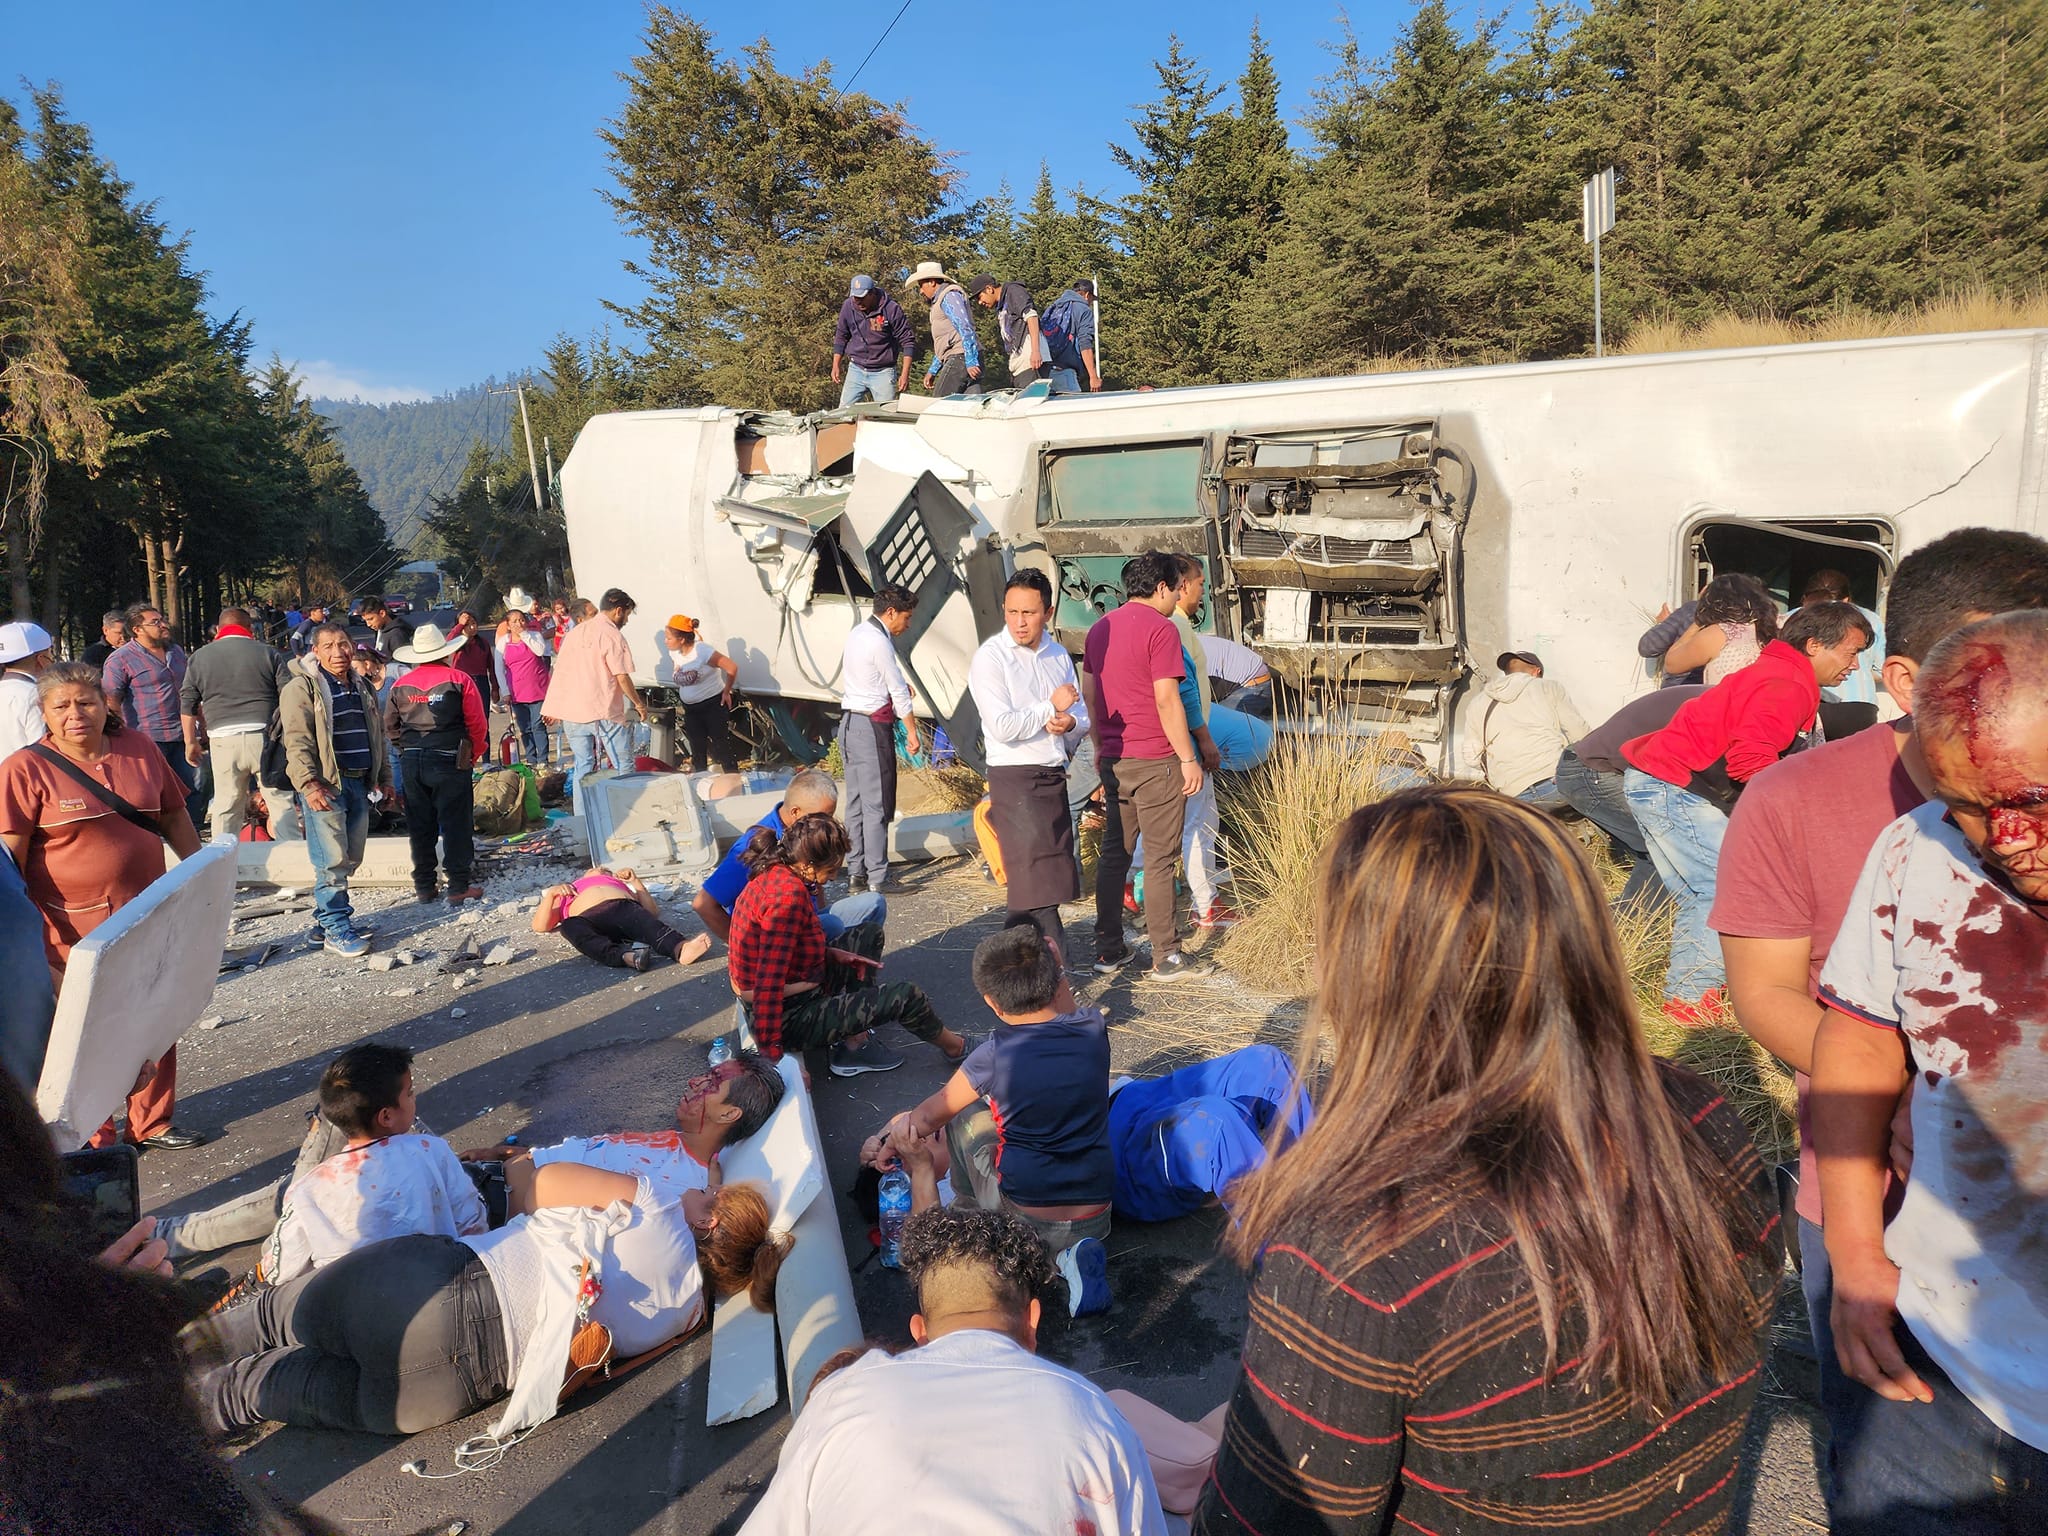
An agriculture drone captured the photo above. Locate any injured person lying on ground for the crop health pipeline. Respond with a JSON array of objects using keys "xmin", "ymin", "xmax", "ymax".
[
  {"xmin": 158, "ymin": 1049, "xmax": 786, "ymax": 1301},
  {"xmin": 532, "ymin": 865, "xmax": 713, "ymax": 971},
  {"xmin": 192, "ymin": 1167, "xmax": 790, "ymax": 1439}
]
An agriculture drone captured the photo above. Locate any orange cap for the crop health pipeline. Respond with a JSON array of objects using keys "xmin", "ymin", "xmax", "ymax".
[{"xmin": 667, "ymin": 613, "xmax": 699, "ymax": 633}]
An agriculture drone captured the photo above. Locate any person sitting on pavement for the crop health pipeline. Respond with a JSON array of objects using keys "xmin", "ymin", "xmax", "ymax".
[
  {"xmin": 161, "ymin": 1053, "xmax": 784, "ymax": 1265},
  {"xmin": 740, "ymin": 1205, "xmax": 1166, "ymax": 1535},
  {"xmin": 195, "ymin": 1167, "xmax": 788, "ymax": 1439},
  {"xmin": 725, "ymin": 811, "xmax": 967, "ymax": 1074},
  {"xmin": 533, "ymin": 864, "xmax": 713, "ymax": 971},
  {"xmin": 385, "ymin": 620, "xmax": 489, "ymax": 905},
  {"xmin": 1460, "ymin": 650, "xmax": 1591, "ymax": 810},
  {"xmin": 863, "ymin": 1039, "xmax": 1312, "ymax": 1229},
  {"xmin": 693, "ymin": 767, "xmax": 885, "ymax": 944},
  {"xmin": 872, "ymin": 922, "xmax": 1114, "ymax": 1310},
  {"xmin": 255, "ymin": 1042, "xmax": 488, "ymax": 1288}
]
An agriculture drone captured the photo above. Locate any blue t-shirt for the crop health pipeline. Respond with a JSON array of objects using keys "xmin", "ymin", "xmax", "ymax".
[
  {"xmin": 960, "ymin": 1009, "xmax": 1114, "ymax": 1208},
  {"xmin": 701, "ymin": 806, "xmax": 784, "ymax": 913}
]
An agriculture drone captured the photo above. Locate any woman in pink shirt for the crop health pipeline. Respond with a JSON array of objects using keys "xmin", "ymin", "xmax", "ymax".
[{"xmin": 494, "ymin": 608, "xmax": 554, "ymax": 764}]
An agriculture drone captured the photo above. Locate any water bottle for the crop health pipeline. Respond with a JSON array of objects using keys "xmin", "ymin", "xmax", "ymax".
[
  {"xmin": 878, "ymin": 1168, "xmax": 912, "ymax": 1268},
  {"xmin": 707, "ymin": 1035, "xmax": 733, "ymax": 1069}
]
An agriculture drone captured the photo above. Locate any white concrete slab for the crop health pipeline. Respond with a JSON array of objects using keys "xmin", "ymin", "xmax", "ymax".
[
  {"xmin": 37, "ymin": 840, "xmax": 237, "ymax": 1149},
  {"xmin": 719, "ymin": 1054, "xmax": 825, "ymax": 1234},
  {"xmin": 237, "ymin": 837, "xmax": 420, "ymax": 888},
  {"xmin": 579, "ymin": 771, "xmax": 720, "ymax": 879}
]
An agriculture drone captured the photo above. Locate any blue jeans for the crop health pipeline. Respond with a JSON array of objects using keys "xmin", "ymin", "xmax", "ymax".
[
  {"xmin": 1826, "ymin": 1302, "xmax": 2048, "ymax": 1534},
  {"xmin": 839, "ymin": 364, "xmax": 899, "ymax": 406},
  {"xmin": 303, "ymin": 773, "xmax": 370, "ymax": 939},
  {"xmin": 1553, "ymin": 749, "xmax": 1671, "ymax": 916},
  {"xmin": 1622, "ymin": 768, "xmax": 1728, "ymax": 1000},
  {"xmin": 155, "ymin": 736, "xmax": 207, "ymax": 833},
  {"xmin": 1515, "ymin": 777, "xmax": 1570, "ymax": 812},
  {"xmin": 818, "ymin": 890, "xmax": 886, "ymax": 941},
  {"xmin": 510, "ymin": 700, "xmax": 546, "ymax": 764},
  {"xmin": 565, "ymin": 720, "xmax": 633, "ymax": 817},
  {"xmin": 1799, "ymin": 1216, "xmax": 1864, "ymax": 1514}
]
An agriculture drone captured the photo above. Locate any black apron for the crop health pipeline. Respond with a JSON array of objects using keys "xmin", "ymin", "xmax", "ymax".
[{"xmin": 986, "ymin": 764, "xmax": 1078, "ymax": 910}]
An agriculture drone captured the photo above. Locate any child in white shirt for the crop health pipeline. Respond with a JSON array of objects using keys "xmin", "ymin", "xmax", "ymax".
[{"xmin": 260, "ymin": 1042, "xmax": 488, "ymax": 1285}]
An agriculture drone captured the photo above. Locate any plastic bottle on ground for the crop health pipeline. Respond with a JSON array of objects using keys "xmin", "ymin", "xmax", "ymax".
[{"xmin": 878, "ymin": 1168, "xmax": 912, "ymax": 1268}]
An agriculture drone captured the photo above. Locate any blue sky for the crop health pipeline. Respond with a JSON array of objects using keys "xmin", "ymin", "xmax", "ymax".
[{"xmin": 10, "ymin": 1, "xmax": 1503, "ymax": 402}]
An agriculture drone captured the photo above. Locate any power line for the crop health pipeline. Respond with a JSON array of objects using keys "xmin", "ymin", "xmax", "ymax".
[{"xmin": 835, "ymin": 0, "xmax": 913, "ymax": 102}]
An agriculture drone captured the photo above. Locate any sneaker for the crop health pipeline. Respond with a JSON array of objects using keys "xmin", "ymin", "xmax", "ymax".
[
  {"xmin": 448, "ymin": 885, "xmax": 485, "ymax": 904},
  {"xmin": 328, "ymin": 929, "xmax": 372, "ymax": 960},
  {"xmin": 1057, "ymin": 1236, "xmax": 1111, "ymax": 1318},
  {"xmin": 1194, "ymin": 901, "xmax": 1242, "ymax": 929},
  {"xmin": 1093, "ymin": 946, "xmax": 1133, "ymax": 975},
  {"xmin": 1140, "ymin": 951, "xmax": 1214, "ymax": 984},
  {"xmin": 415, "ymin": 886, "xmax": 440, "ymax": 904},
  {"xmin": 829, "ymin": 1036, "xmax": 904, "ymax": 1077},
  {"xmin": 306, "ymin": 924, "xmax": 326, "ymax": 949},
  {"xmin": 620, "ymin": 943, "xmax": 654, "ymax": 973}
]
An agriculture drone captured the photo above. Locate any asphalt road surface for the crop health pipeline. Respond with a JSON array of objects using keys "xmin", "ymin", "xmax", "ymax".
[{"xmin": 153, "ymin": 858, "xmax": 1832, "ymax": 1534}]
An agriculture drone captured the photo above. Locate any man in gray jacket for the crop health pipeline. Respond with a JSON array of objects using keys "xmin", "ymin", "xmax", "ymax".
[
  {"xmin": 281, "ymin": 623, "xmax": 392, "ymax": 958},
  {"xmin": 180, "ymin": 606, "xmax": 285, "ymax": 840}
]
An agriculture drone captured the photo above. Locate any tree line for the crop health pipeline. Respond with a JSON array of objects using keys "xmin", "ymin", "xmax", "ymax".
[
  {"xmin": 597, "ymin": 0, "xmax": 2044, "ymax": 408},
  {"xmin": 0, "ymin": 88, "xmax": 393, "ymax": 646}
]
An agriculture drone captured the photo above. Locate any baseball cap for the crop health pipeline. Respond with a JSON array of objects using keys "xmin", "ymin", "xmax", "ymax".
[
  {"xmin": 1072, "ymin": 278, "xmax": 1096, "ymax": 297},
  {"xmin": 0, "ymin": 621, "xmax": 54, "ymax": 664},
  {"xmin": 848, "ymin": 275, "xmax": 877, "ymax": 297},
  {"xmin": 667, "ymin": 613, "xmax": 700, "ymax": 633},
  {"xmin": 1495, "ymin": 650, "xmax": 1543, "ymax": 671},
  {"xmin": 967, "ymin": 274, "xmax": 999, "ymax": 296}
]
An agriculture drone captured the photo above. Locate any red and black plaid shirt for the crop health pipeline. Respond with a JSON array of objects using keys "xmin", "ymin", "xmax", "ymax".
[{"xmin": 726, "ymin": 864, "xmax": 826, "ymax": 1059}]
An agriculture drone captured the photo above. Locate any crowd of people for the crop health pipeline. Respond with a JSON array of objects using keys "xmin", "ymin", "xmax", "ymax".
[
  {"xmin": 4, "ymin": 518, "xmax": 2047, "ymax": 1535},
  {"xmin": 833, "ymin": 264, "xmax": 1103, "ymax": 402}
]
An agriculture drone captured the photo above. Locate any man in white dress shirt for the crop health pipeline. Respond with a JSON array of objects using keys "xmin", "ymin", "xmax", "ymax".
[
  {"xmin": 967, "ymin": 569, "xmax": 1088, "ymax": 961},
  {"xmin": 837, "ymin": 584, "xmax": 921, "ymax": 892}
]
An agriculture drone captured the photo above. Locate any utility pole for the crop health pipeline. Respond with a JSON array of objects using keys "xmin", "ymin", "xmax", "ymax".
[
  {"xmin": 544, "ymin": 435, "xmax": 556, "ymax": 505},
  {"xmin": 1581, "ymin": 168, "xmax": 1617, "ymax": 358},
  {"xmin": 487, "ymin": 382, "xmax": 547, "ymax": 511}
]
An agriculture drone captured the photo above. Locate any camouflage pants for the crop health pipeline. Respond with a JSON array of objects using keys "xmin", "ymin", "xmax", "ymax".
[{"xmin": 778, "ymin": 922, "xmax": 945, "ymax": 1052}]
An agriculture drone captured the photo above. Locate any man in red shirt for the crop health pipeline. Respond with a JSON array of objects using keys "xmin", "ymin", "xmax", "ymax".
[
  {"xmin": 1620, "ymin": 600, "xmax": 1872, "ymax": 1012},
  {"xmin": 384, "ymin": 623, "xmax": 489, "ymax": 903},
  {"xmin": 1081, "ymin": 551, "xmax": 1208, "ymax": 982},
  {"xmin": 1710, "ymin": 527, "xmax": 2048, "ymax": 1517}
]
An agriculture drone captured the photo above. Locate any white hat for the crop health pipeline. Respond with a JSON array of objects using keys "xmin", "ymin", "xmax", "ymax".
[
  {"xmin": 505, "ymin": 586, "xmax": 536, "ymax": 613},
  {"xmin": 905, "ymin": 260, "xmax": 951, "ymax": 288},
  {"xmin": 392, "ymin": 621, "xmax": 470, "ymax": 665},
  {"xmin": 0, "ymin": 621, "xmax": 54, "ymax": 665}
]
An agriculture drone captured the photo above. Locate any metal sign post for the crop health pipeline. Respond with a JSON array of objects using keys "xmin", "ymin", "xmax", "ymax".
[{"xmin": 1581, "ymin": 167, "xmax": 1616, "ymax": 357}]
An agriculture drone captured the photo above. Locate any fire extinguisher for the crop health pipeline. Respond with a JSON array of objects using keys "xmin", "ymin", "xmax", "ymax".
[{"xmin": 499, "ymin": 726, "xmax": 518, "ymax": 765}]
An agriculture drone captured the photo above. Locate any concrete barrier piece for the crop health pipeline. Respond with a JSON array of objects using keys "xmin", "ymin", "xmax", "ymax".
[{"xmin": 38, "ymin": 841, "xmax": 237, "ymax": 1149}]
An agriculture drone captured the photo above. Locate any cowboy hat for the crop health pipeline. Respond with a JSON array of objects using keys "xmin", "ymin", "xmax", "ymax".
[
  {"xmin": 905, "ymin": 260, "xmax": 951, "ymax": 287},
  {"xmin": 393, "ymin": 621, "xmax": 470, "ymax": 665}
]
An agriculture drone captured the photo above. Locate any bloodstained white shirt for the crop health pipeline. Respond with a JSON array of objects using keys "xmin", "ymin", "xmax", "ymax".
[
  {"xmin": 262, "ymin": 1135, "xmax": 489, "ymax": 1284},
  {"xmin": 530, "ymin": 1130, "xmax": 714, "ymax": 1204}
]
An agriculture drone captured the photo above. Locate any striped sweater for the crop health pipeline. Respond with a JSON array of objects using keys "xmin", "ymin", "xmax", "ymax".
[{"xmin": 1194, "ymin": 1062, "xmax": 1781, "ymax": 1535}]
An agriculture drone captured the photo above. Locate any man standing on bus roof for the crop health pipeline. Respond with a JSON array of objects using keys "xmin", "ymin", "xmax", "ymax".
[{"xmin": 833, "ymin": 275, "xmax": 916, "ymax": 407}]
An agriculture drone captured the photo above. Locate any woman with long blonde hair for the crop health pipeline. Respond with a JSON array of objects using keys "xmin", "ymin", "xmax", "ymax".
[{"xmin": 1196, "ymin": 785, "xmax": 1780, "ymax": 1534}]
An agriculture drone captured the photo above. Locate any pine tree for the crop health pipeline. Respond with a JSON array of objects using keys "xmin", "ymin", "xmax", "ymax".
[{"xmin": 604, "ymin": 10, "xmax": 972, "ymax": 411}]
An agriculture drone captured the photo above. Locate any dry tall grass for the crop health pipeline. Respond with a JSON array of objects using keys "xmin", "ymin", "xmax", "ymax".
[
  {"xmin": 1618, "ymin": 285, "xmax": 2048, "ymax": 357},
  {"xmin": 1213, "ymin": 732, "xmax": 1798, "ymax": 1164},
  {"xmin": 1216, "ymin": 729, "xmax": 1422, "ymax": 995}
]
